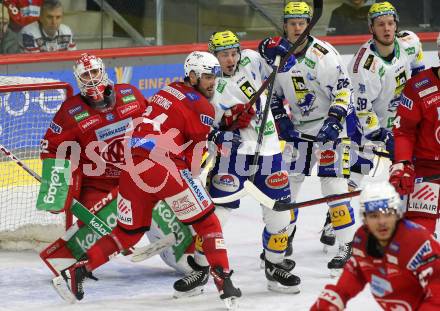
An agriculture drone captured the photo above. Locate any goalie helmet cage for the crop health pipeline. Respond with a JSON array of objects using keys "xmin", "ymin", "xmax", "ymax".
[{"xmin": 0, "ymin": 76, "xmax": 73, "ymax": 251}]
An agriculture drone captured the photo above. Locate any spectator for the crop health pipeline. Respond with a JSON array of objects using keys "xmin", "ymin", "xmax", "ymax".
[
  {"xmin": 19, "ymin": 0, "xmax": 75, "ymax": 53},
  {"xmin": 1, "ymin": 4, "xmax": 20, "ymax": 53},
  {"xmin": 327, "ymin": 0, "xmax": 372, "ymax": 36},
  {"xmin": 3, "ymin": 0, "xmax": 43, "ymax": 32}
]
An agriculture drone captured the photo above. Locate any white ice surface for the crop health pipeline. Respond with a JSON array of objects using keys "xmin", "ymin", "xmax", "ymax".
[{"xmin": 0, "ymin": 163, "xmax": 398, "ymax": 311}]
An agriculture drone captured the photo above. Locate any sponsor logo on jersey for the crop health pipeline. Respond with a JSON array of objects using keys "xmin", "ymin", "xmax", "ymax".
[
  {"xmin": 312, "ymin": 43, "xmax": 329, "ymax": 55},
  {"xmin": 117, "ymin": 195, "xmax": 133, "ymax": 225},
  {"xmin": 129, "ymin": 137, "xmax": 156, "ymax": 151},
  {"xmin": 371, "ymin": 274, "xmax": 393, "ymax": 298},
  {"xmin": 363, "ymin": 55, "xmax": 374, "ymax": 70},
  {"xmin": 212, "ymin": 174, "xmax": 240, "ymax": 193},
  {"xmin": 74, "ymin": 110, "xmax": 90, "ymax": 122},
  {"xmin": 68, "ymin": 105, "xmax": 83, "ymax": 115},
  {"xmin": 180, "ymin": 169, "xmax": 210, "ymax": 208},
  {"xmin": 319, "ymin": 150, "xmax": 336, "ymax": 166},
  {"xmin": 78, "ymin": 115, "xmax": 102, "ymax": 133},
  {"xmin": 418, "ymin": 86, "xmax": 438, "ymax": 98},
  {"xmin": 353, "ymin": 47, "xmax": 366, "ymax": 73},
  {"xmin": 407, "ymin": 240, "xmax": 432, "ymax": 271},
  {"xmin": 49, "ymin": 121, "xmax": 62, "ymax": 134},
  {"xmin": 386, "ymin": 254, "xmax": 398, "ymax": 265},
  {"xmin": 171, "ymin": 195, "xmax": 197, "ymax": 215},
  {"xmin": 120, "ymin": 88, "xmax": 133, "ymax": 95},
  {"xmin": 378, "ymin": 66, "xmax": 385, "ymax": 78},
  {"xmin": 265, "ymin": 171, "xmax": 289, "ymax": 189},
  {"xmin": 304, "ymin": 57, "xmax": 315, "ymax": 69},
  {"xmin": 239, "ymin": 56, "xmax": 250, "ymax": 66},
  {"xmin": 163, "ymin": 85, "xmax": 185, "ymax": 100},
  {"xmin": 216, "ymin": 79, "xmax": 227, "ymax": 93},
  {"xmin": 256, "ymin": 120, "xmax": 276, "ymax": 136},
  {"xmin": 400, "ymin": 94, "xmax": 413, "ymax": 110},
  {"xmin": 186, "ymin": 92, "xmax": 200, "ymax": 101},
  {"xmin": 408, "ymin": 183, "xmax": 439, "ymax": 215},
  {"xmin": 414, "ymin": 78, "xmax": 430, "ymax": 89},
  {"xmin": 117, "ymin": 102, "xmax": 140, "ymax": 118},
  {"xmin": 239, "ymin": 80, "xmax": 256, "ymax": 99},
  {"xmin": 358, "ymin": 83, "xmax": 366, "ymax": 94},
  {"xmin": 200, "ymin": 114, "xmax": 213, "ymax": 126},
  {"xmin": 122, "ymin": 94, "xmax": 136, "ymax": 103},
  {"xmin": 95, "ymin": 118, "xmax": 132, "ymax": 141},
  {"xmin": 389, "ymin": 242, "xmax": 400, "ymax": 253},
  {"xmin": 352, "ymin": 247, "xmax": 365, "ymax": 258},
  {"xmin": 423, "ymin": 94, "xmax": 440, "ymax": 108},
  {"xmin": 106, "ymin": 113, "xmax": 115, "ymax": 121},
  {"xmin": 405, "ymin": 47, "xmax": 415, "ymax": 55}
]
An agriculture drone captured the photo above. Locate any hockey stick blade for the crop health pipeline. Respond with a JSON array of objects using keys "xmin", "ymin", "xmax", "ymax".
[
  {"xmin": 131, "ymin": 232, "xmax": 177, "ymax": 263},
  {"xmin": 211, "ymin": 188, "xmax": 247, "ymax": 204},
  {"xmin": 245, "ymin": 174, "xmax": 440, "ymax": 212}
]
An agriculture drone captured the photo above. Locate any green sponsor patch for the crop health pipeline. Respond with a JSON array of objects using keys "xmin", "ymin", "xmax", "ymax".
[
  {"xmin": 74, "ymin": 111, "xmax": 90, "ymax": 122},
  {"xmin": 386, "ymin": 116, "xmax": 396, "ymax": 129},
  {"xmin": 122, "ymin": 94, "xmax": 136, "ymax": 103},
  {"xmin": 304, "ymin": 57, "xmax": 315, "ymax": 69},
  {"xmin": 152, "ymin": 201, "xmax": 192, "ymax": 261},
  {"xmin": 36, "ymin": 158, "xmax": 71, "ymax": 212},
  {"xmin": 216, "ymin": 79, "xmax": 227, "ymax": 93},
  {"xmin": 240, "ymin": 56, "xmax": 251, "ymax": 66},
  {"xmin": 405, "ymin": 47, "xmax": 415, "ymax": 55},
  {"xmin": 379, "ymin": 66, "xmax": 385, "ymax": 78},
  {"xmin": 255, "ymin": 120, "xmax": 276, "ymax": 136}
]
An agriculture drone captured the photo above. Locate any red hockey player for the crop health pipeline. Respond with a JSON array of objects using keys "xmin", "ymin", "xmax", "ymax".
[
  {"xmin": 57, "ymin": 51, "xmax": 242, "ymax": 309},
  {"xmin": 311, "ymin": 181, "xmax": 440, "ymax": 311},
  {"xmin": 37, "ymin": 53, "xmax": 148, "ymax": 276},
  {"xmin": 389, "ymin": 55, "xmax": 440, "ymax": 234}
]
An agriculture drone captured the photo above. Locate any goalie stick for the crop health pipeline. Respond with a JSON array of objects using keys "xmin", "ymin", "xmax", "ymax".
[
  {"xmin": 243, "ymin": 174, "xmax": 440, "ymax": 212},
  {"xmin": 212, "ymin": 0, "xmax": 324, "ymax": 204}
]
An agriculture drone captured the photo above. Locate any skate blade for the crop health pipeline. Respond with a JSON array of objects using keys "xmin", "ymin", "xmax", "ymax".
[
  {"xmin": 267, "ymin": 281, "xmax": 300, "ymax": 294},
  {"xmin": 173, "ymin": 287, "xmax": 204, "ymax": 299},
  {"xmin": 322, "ymin": 244, "xmax": 329, "ymax": 254},
  {"xmin": 260, "ymin": 259, "xmax": 265, "ymax": 269},
  {"xmin": 223, "ymin": 297, "xmax": 240, "ymax": 310},
  {"xmin": 52, "ymin": 276, "xmax": 77, "ymax": 304},
  {"xmin": 329, "ymin": 268, "xmax": 342, "ymax": 278}
]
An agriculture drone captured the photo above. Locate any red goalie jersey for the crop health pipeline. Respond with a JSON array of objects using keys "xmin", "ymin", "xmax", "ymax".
[{"xmin": 312, "ymin": 220, "xmax": 440, "ymax": 311}]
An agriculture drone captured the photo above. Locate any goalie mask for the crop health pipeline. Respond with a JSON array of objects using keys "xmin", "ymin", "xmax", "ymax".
[
  {"xmin": 359, "ymin": 181, "xmax": 403, "ymax": 221},
  {"xmin": 74, "ymin": 53, "xmax": 115, "ymax": 110}
]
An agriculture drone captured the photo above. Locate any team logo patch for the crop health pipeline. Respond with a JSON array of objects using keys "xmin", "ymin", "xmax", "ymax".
[
  {"xmin": 117, "ymin": 195, "xmax": 133, "ymax": 225},
  {"xmin": 68, "ymin": 105, "xmax": 83, "ymax": 115},
  {"xmin": 212, "ymin": 174, "xmax": 240, "ymax": 193},
  {"xmin": 79, "ymin": 115, "xmax": 102, "ymax": 133},
  {"xmin": 265, "ymin": 171, "xmax": 289, "ymax": 189},
  {"xmin": 106, "ymin": 113, "xmax": 115, "ymax": 121},
  {"xmin": 49, "ymin": 121, "xmax": 62, "ymax": 134},
  {"xmin": 400, "ymin": 94, "xmax": 413, "ymax": 110},
  {"xmin": 200, "ymin": 114, "xmax": 214, "ymax": 126}
]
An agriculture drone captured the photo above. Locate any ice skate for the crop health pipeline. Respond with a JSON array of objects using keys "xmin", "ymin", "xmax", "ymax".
[
  {"xmin": 173, "ymin": 256, "xmax": 209, "ymax": 298},
  {"xmin": 265, "ymin": 260, "xmax": 300, "ymax": 294},
  {"xmin": 328, "ymin": 242, "xmax": 352, "ymax": 277},
  {"xmin": 320, "ymin": 212, "xmax": 336, "ymax": 253},
  {"xmin": 53, "ymin": 261, "xmax": 97, "ymax": 303},
  {"xmin": 211, "ymin": 267, "xmax": 241, "ymax": 310},
  {"xmin": 259, "ymin": 250, "xmax": 296, "ymax": 271}
]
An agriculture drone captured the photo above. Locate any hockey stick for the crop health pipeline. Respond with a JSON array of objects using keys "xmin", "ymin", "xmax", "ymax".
[
  {"xmin": 244, "ymin": 174, "xmax": 440, "ymax": 211},
  {"xmin": 0, "ymin": 144, "xmax": 174, "ymax": 258},
  {"xmin": 131, "ymin": 232, "xmax": 177, "ymax": 263}
]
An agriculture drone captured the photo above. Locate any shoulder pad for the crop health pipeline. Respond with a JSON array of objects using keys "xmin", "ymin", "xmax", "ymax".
[{"xmin": 397, "ymin": 31, "xmax": 411, "ymax": 38}]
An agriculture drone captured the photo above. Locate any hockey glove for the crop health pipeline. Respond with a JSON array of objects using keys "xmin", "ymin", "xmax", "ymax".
[
  {"xmin": 311, "ymin": 285, "xmax": 345, "ymax": 311},
  {"xmin": 389, "ymin": 161, "xmax": 415, "ymax": 196},
  {"xmin": 365, "ymin": 128, "xmax": 394, "ymax": 160},
  {"xmin": 316, "ymin": 106, "xmax": 345, "ymax": 143},
  {"xmin": 222, "ymin": 102, "xmax": 256, "ymax": 129},
  {"xmin": 276, "ymin": 116, "xmax": 298, "ymax": 142},
  {"xmin": 208, "ymin": 129, "xmax": 242, "ymax": 154},
  {"xmin": 258, "ymin": 36, "xmax": 296, "ymax": 72}
]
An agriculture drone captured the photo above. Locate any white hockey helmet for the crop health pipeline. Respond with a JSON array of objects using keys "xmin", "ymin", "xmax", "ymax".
[
  {"xmin": 184, "ymin": 51, "xmax": 222, "ymax": 79},
  {"xmin": 73, "ymin": 53, "xmax": 113, "ymax": 107},
  {"xmin": 359, "ymin": 181, "xmax": 402, "ymax": 220}
]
